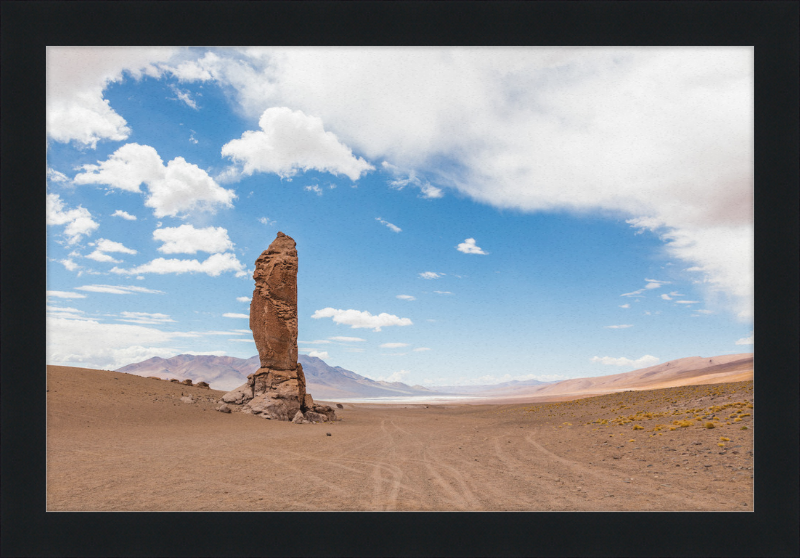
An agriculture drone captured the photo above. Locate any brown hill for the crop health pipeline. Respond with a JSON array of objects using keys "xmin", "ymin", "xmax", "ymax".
[{"xmin": 473, "ymin": 353, "xmax": 753, "ymax": 402}]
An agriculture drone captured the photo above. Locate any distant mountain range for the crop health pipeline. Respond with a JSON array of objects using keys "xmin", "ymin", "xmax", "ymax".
[
  {"xmin": 116, "ymin": 354, "xmax": 442, "ymax": 399},
  {"xmin": 116, "ymin": 352, "xmax": 754, "ymax": 402}
]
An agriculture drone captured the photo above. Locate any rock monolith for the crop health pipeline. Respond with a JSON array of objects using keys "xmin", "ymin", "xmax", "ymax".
[{"xmin": 220, "ymin": 232, "xmax": 336, "ymax": 423}]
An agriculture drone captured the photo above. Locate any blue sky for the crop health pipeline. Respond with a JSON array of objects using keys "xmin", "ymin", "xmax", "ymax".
[{"xmin": 46, "ymin": 47, "xmax": 754, "ymax": 387}]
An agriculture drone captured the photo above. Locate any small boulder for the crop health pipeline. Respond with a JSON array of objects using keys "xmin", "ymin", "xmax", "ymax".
[
  {"xmin": 180, "ymin": 396, "xmax": 194, "ymax": 404},
  {"xmin": 195, "ymin": 381, "xmax": 210, "ymax": 389},
  {"xmin": 292, "ymin": 411, "xmax": 308, "ymax": 424},
  {"xmin": 148, "ymin": 376, "xmax": 161, "ymax": 380},
  {"xmin": 336, "ymin": 403, "xmax": 344, "ymax": 409},
  {"xmin": 170, "ymin": 379, "xmax": 179, "ymax": 383},
  {"xmin": 181, "ymin": 379, "xmax": 193, "ymax": 386},
  {"xmin": 216, "ymin": 403, "xmax": 231, "ymax": 413}
]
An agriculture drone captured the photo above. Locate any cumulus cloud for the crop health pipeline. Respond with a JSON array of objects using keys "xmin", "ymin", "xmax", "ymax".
[
  {"xmin": 303, "ymin": 350, "xmax": 330, "ymax": 359},
  {"xmin": 381, "ymin": 162, "xmax": 444, "ymax": 199},
  {"xmin": 396, "ymin": 295, "xmax": 415, "ymax": 301},
  {"xmin": 304, "ymin": 185, "xmax": 323, "ymax": 195},
  {"xmin": 237, "ymin": 296, "xmax": 250, "ymax": 302},
  {"xmin": 75, "ymin": 284, "xmax": 164, "ymax": 295},
  {"xmin": 735, "ymin": 332, "xmax": 753, "ymax": 345},
  {"xmin": 111, "ymin": 209, "xmax": 137, "ymax": 220},
  {"xmin": 669, "ymin": 291, "xmax": 684, "ymax": 297},
  {"xmin": 220, "ymin": 107, "xmax": 374, "ymax": 181},
  {"xmin": 259, "ymin": 217, "xmax": 275, "ymax": 225},
  {"xmin": 73, "ymin": 143, "xmax": 235, "ymax": 218},
  {"xmin": 168, "ymin": 84, "xmax": 199, "ymax": 109},
  {"xmin": 413, "ymin": 347, "xmax": 431, "ymax": 352},
  {"xmin": 604, "ymin": 324, "xmax": 633, "ymax": 329},
  {"xmin": 675, "ymin": 300, "xmax": 700, "ymax": 304},
  {"xmin": 46, "ymin": 47, "xmax": 178, "ymax": 148},
  {"xmin": 456, "ymin": 238, "xmax": 487, "ymax": 255},
  {"xmin": 47, "ymin": 168, "xmax": 70, "ymax": 183},
  {"xmin": 84, "ymin": 238, "xmax": 138, "ymax": 264},
  {"xmin": 312, "ymin": 308, "xmax": 412, "ymax": 332},
  {"xmin": 153, "ymin": 224, "xmax": 234, "ymax": 254},
  {"xmin": 419, "ymin": 271, "xmax": 442, "ymax": 280},
  {"xmin": 329, "ymin": 336, "xmax": 366, "ymax": 343},
  {"xmin": 380, "ymin": 343, "xmax": 410, "ymax": 349},
  {"xmin": 591, "ymin": 355, "xmax": 660, "ymax": 368},
  {"xmin": 661, "ymin": 293, "xmax": 672, "ymax": 301},
  {"xmin": 46, "ymin": 193, "xmax": 99, "ymax": 244},
  {"xmin": 158, "ymin": 47, "xmax": 752, "ymax": 319},
  {"xmin": 110, "ymin": 252, "xmax": 246, "ymax": 277},
  {"xmin": 379, "ymin": 370, "xmax": 410, "ymax": 383},
  {"xmin": 47, "ymin": 290, "xmax": 87, "ymax": 299},
  {"xmin": 376, "ymin": 217, "xmax": 402, "ymax": 233},
  {"xmin": 433, "ymin": 290, "xmax": 453, "ymax": 295},
  {"xmin": 223, "ymin": 313, "xmax": 249, "ymax": 319},
  {"xmin": 619, "ymin": 303, "xmax": 630, "ymax": 308}
]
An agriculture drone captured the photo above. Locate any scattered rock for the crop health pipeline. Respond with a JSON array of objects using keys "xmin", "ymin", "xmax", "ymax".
[
  {"xmin": 148, "ymin": 376, "xmax": 161, "ymax": 380},
  {"xmin": 336, "ymin": 403, "xmax": 344, "ymax": 409},
  {"xmin": 196, "ymin": 381, "xmax": 210, "ymax": 389},
  {"xmin": 216, "ymin": 404, "xmax": 231, "ymax": 413},
  {"xmin": 170, "ymin": 379, "xmax": 179, "ymax": 383},
  {"xmin": 180, "ymin": 396, "xmax": 194, "ymax": 404},
  {"xmin": 181, "ymin": 379, "xmax": 193, "ymax": 386},
  {"xmin": 326, "ymin": 432, "xmax": 332, "ymax": 436},
  {"xmin": 292, "ymin": 411, "xmax": 308, "ymax": 424}
]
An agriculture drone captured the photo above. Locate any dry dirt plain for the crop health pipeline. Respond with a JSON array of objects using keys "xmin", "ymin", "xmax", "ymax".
[{"xmin": 47, "ymin": 366, "xmax": 753, "ymax": 511}]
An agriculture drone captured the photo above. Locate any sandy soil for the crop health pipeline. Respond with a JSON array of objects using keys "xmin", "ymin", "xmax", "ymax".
[{"xmin": 47, "ymin": 366, "xmax": 754, "ymax": 511}]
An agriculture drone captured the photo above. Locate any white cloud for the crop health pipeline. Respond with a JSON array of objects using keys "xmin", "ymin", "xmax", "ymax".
[
  {"xmin": 619, "ymin": 303, "xmax": 630, "ymax": 308},
  {"xmin": 75, "ymin": 284, "xmax": 164, "ymax": 295},
  {"xmin": 220, "ymin": 107, "xmax": 374, "ymax": 181},
  {"xmin": 46, "ymin": 193, "xmax": 99, "ymax": 245},
  {"xmin": 604, "ymin": 324, "xmax": 633, "ymax": 329},
  {"xmin": 229, "ymin": 339, "xmax": 255, "ymax": 343},
  {"xmin": 304, "ymin": 350, "xmax": 329, "ymax": 359},
  {"xmin": 304, "ymin": 185, "xmax": 323, "ymax": 195},
  {"xmin": 396, "ymin": 295, "xmax": 415, "ymax": 301},
  {"xmin": 85, "ymin": 251, "xmax": 121, "ymax": 263},
  {"xmin": 379, "ymin": 369, "xmax": 410, "ymax": 383},
  {"xmin": 735, "ymin": 332, "xmax": 753, "ymax": 345},
  {"xmin": 47, "ymin": 168, "xmax": 70, "ymax": 183},
  {"xmin": 645, "ymin": 282, "xmax": 662, "ymax": 290},
  {"xmin": 298, "ymin": 340, "xmax": 331, "ymax": 345},
  {"xmin": 376, "ymin": 217, "xmax": 402, "ymax": 233},
  {"xmin": 456, "ymin": 238, "xmax": 487, "ymax": 255},
  {"xmin": 413, "ymin": 347, "xmax": 431, "ymax": 352},
  {"xmin": 223, "ymin": 313, "xmax": 249, "ymax": 319},
  {"xmin": 47, "ymin": 290, "xmax": 87, "ymax": 299},
  {"xmin": 591, "ymin": 355, "xmax": 660, "ymax": 368},
  {"xmin": 695, "ymin": 309, "xmax": 714, "ymax": 314},
  {"xmin": 116, "ymin": 311, "xmax": 175, "ymax": 325},
  {"xmin": 433, "ymin": 290, "xmax": 453, "ymax": 295},
  {"xmin": 675, "ymin": 300, "xmax": 700, "ymax": 304},
  {"xmin": 46, "ymin": 47, "xmax": 178, "ymax": 148},
  {"xmin": 669, "ymin": 291, "xmax": 684, "ymax": 297},
  {"xmin": 380, "ymin": 342, "xmax": 410, "ymax": 349},
  {"xmin": 620, "ymin": 289, "xmax": 645, "ymax": 298},
  {"xmin": 660, "ymin": 293, "xmax": 672, "ymax": 300},
  {"xmin": 259, "ymin": 217, "xmax": 275, "ymax": 226},
  {"xmin": 419, "ymin": 271, "xmax": 442, "ymax": 280},
  {"xmin": 73, "ymin": 143, "xmax": 235, "ymax": 218},
  {"xmin": 237, "ymin": 296, "xmax": 250, "ymax": 302},
  {"xmin": 111, "ymin": 210, "xmax": 137, "ymax": 220},
  {"xmin": 381, "ymin": 163, "xmax": 444, "ymax": 199},
  {"xmin": 46, "ymin": 314, "xmax": 197, "ymax": 369},
  {"xmin": 312, "ymin": 308, "xmax": 412, "ymax": 332},
  {"xmin": 153, "ymin": 224, "xmax": 234, "ymax": 254},
  {"xmin": 110, "ymin": 252, "xmax": 246, "ymax": 277},
  {"xmin": 328, "ymin": 336, "xmax": 366, "ymax": 343},
  {"xmin": 168, "ymin": 84, "xmax": 199, "ymax": 109},
  {"xmin": 159, "ymin": 47, "xmax": 752, "ymax": 319}
]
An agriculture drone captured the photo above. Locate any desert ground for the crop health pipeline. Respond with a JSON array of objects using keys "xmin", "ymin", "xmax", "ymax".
[{"xmin": 47, "ymin": 365, "xmax": 753, "ymax": 511}]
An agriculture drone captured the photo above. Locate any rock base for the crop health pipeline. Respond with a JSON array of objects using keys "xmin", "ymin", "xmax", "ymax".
[{"xmin": 220, "ymin": 364, "xmax": 337, "ymax": 423}]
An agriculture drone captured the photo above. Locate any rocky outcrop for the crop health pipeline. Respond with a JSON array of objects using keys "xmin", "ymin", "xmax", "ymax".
[{"xmin": 220, "ymin": 232, "xmax": 336, "ymax": 423}]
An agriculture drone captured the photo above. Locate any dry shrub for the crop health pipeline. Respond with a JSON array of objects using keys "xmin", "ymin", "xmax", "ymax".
[
  {"xmin": 632, "ymin": 425, "xmax": 644, "ymax": 430},
  {"xmin": 705, "ymin": 422, "xmax": 715, "ymax": 429}
]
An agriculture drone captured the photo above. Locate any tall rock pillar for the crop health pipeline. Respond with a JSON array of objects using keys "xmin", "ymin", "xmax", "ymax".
[{"xmin": 220, "ymin": 232, "xmax": 336, "ymax": 423}]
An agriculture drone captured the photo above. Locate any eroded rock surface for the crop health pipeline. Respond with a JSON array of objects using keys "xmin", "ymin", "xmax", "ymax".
[{"xmin": 220, "ymin": 232, "xmax": 336, "ymax": 423}]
